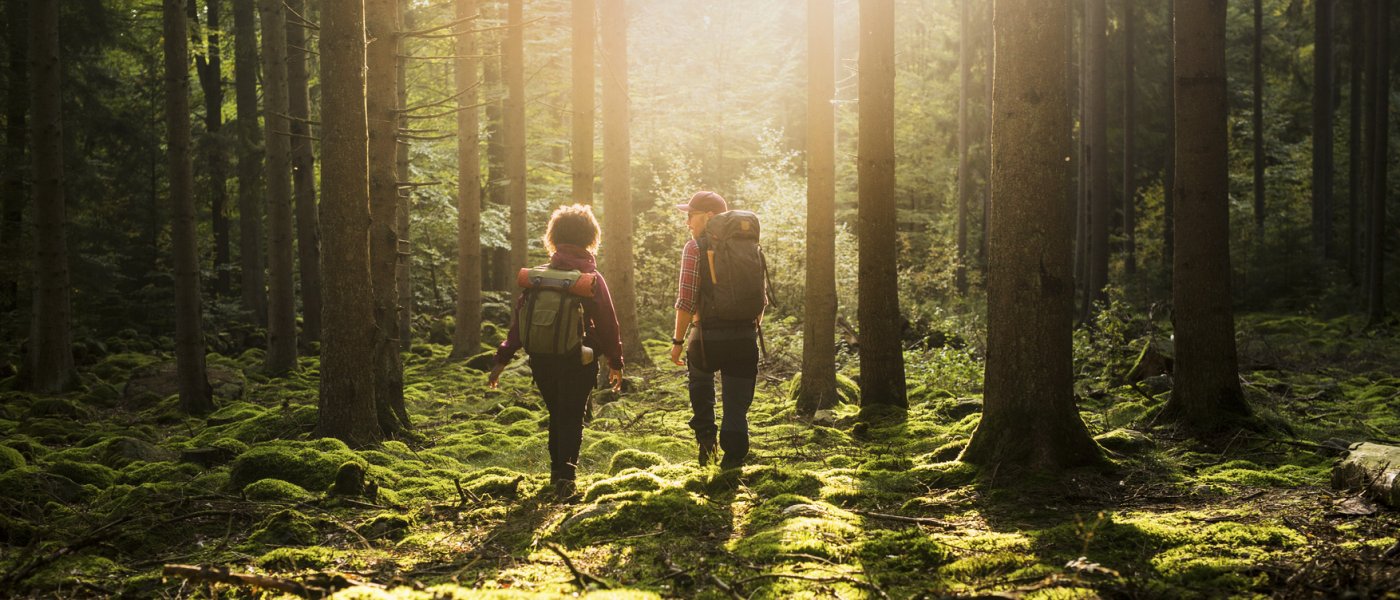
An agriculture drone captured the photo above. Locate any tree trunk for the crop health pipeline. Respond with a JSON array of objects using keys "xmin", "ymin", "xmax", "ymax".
[
  {"xmin": 600, "ymin": 0, "xmax": 650, "ymax": 369},
  {"xmin": 961, "ymin": 0, "xmax": 1101, "ymax": 471},
  {"xmin": 1085, "ymin": 0, "xmax": 1108, "ymax": 311},
  {"xmin": 1164, "ymin": 0, "xmax": 1248, "ymax": 428},
  {"xmin": 193, "ymin": 0, "xmax": 232, "ymax": 298},
  {"xmin": 450, "ymin": 0, "xmax": 482, "ymax": 361},
  {"xmin": 1073, "ymin": 0, "xmax": 1087, "ymax": 302},
  {"xmin": 1, "ymin": 0, "xmax": 27, "ymax": 314},
  {"xmin": 1364, "ymin": 0, "xmax": 1388, "ymax": 325},
  {"xmin": 1347, "ymin": 0, "xmax": 1363, "ymax": 283},
  {"xmin": 1122, "ymin": 0, "xmax": 1136, "ymax": 278},
  {"xmin": 505, "ymin": 0, "xmax": 527, "ymax": 278},
  {"xmin": 955, "ymin": 0, "xmax": 970, "ymax": 296},
  {"xmin": 260, "ymin": 0, "xmax": 298, "ymax": 375},
  {"xmin": 318, "ymin": 0, "xmax": 382, "ymax": 448},
  {"xmin": 797, "ymin": 0, "xmax": 838, "ymax": 417},
  {"xmin": 484, "ymin": 29, "xmax": 509, "ymax": 291},
  {"xmin": 163, "ymin": 0, "xmax": 214, "ymax": 412},
  {"xmin": 367, "ymin": 0, "xmax": 406, "ymax": 436},
  {"xmin": 981, "ymin": 0, "xmax": 992, "ymax": 277},
  {"xmin": 1163, "ymin": 0, "xmax": 1175, "ymax": 275},
  {"xmin": 1312, "ymin": 0, "xmax": 1335, "ymax": 255},
  {"xmin": 287, "ymin": 0, "xmax": 322, "ymax": 345},
  {"xmin": 24, "ymin": 0, "xmax": 76, "ymax": 393},
  {"xmin": 396, "ymin": 0, "xmax": 413, "ymax": 352},
  {"xmin": 1253, "ymin": 0, "xmax": 1266, "ymax": 233},
  {"xmin": 856, "ymin": 0, "xmax": 906, "ymax": 412},
  {"xmin": 234, "ymin": 0, "xmax": 266, "ymax": 325},
  {"xmin": 572, "ymin": 0, "xmax": 594, "ymax": 204}
]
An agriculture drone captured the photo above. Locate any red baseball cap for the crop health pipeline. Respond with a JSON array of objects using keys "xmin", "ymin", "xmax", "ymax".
[{"xmin": 674, "ymin": 191, "xmax": 728, "ymax": 214}]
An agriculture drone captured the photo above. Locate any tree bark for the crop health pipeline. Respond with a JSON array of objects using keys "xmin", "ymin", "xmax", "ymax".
[
  {"xmin": 955, "ymin": 0, "xmax": 970, "ymax": 296},
  {"xmin": 1, "ymin": 0, "xmax": 27, "ymax": 314},
  {"xmin": 234, "ymin": 0, "xmax": 266, "ymax": 325},
  {"xmin": 1363, "ymin": 0, "xmax": 1387, "ymax": 325},
  {"xmin": 450, "ymin": 0, "xmax": 482, "ymax": 360},
  {"xmin": 1346, "ymin": 0, "xmax": 1362, "ymax": 283},
  {"xmin": 260, "ymin": 0, "xmax": 298, "ymax": 375},
  {"xmin": 1085, "ymin": 0, "xmax": 1108, "ymax": 312},
  {"xmin": 318, "ymin": 0, "xmax": 382, "ymax": 447},
  {"xmin": 961, "ymin": 0, "xmax": 1101, "ymax": 471},
  {"xmin": 24, "ymin": 0, "xmax": 76, "ymax": 393},
  {"xmin": 1312, "ymin": 0, "xmax": 1335, "ymax": 255},
  {"xmin": 505, "ymin": 0, "xmax": 527, "ymax": 277},
  {"xmin": 396, "ymin": 0, "xmax": 413, "ymax": 352},
  {"xmin": 600, "ymin": 0, "xmax": 650, "ymax": 369},
  {"xmin": 1122, "ymin": 0, "xmax": 1136, "ymax": 278},
  {"xmin": 856, "ymin": 0, "xmax": 906, "ymax": 412},
  {"xmin": 193, "ymin": 0, "xmax": 232, "ymax": 298},
  {"xmin": 1163, "ymin": 0, "xmax": 1175, "ymax": 275},
  {"xmin": 164, "ymin": 0, "xmax": 214, "ymax": 412},
  {"xmin": 367, "ymin": 0, "xmax": 406, "ymax": 436},
  {"xmin": 287, "ymin": 0, "xmax": 322, "ymax": 345},
  {"xmin": 1164, "ymin": 0, "xmax": 1249, "ymax": 428},
  {"xmin": 1252, "ymin": 0, "xmax": 1266, "ymax": 233},
  {"xmin": 797, "ymin": 0, "xmax": 838, "ymax": 417},
  {"xmin": 483, "ymin": 21, "xmax": 509, "ymax": 291},
  {"xmin": 572, "ymin": 0, "xmax": 594, "ymax": 204}
]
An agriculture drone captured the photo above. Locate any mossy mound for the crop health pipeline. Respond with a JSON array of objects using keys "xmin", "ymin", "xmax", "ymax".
[
  {"xmin": 743, "ymin": 465, "xmax": 824, "ymax": 499},
  {"xmin": 248, "ymin": 509, "xmax": 321, "ymax": 547},
  {"xmin": 606, "ymin": 449, "xmax": 666, "ymax": 475},
  {"xmin": 732, "ymin": 499, "xmax": 859, "ymax": 562},
  {"xmin": 118, "ymin": 460, "xmax": 203, "ymax": 485},
  {"xmin": 0, "ymin": 445, "xmax": 24, "ymax": 472},
  {"xmin": 561, "ymin": 488, "xmax": 728, "ymax": 544},
  {"xmin": 257, "ymin": 546, "xmax": 336, "ymax": 571},
  {"xmin": 0, "ymin": 467, "xmax": 88, "ymax": 507},
  {"xmin": 494, "ymin": 406, "xmax": 536, "ymax": 425},
  {"xmin": 97, "ymin": 437, "xmax": 177, "ymax": 468},
  {"xmin": 583, "ymin": 470, "xmax": 666, "ymax": 502},
  {"xmin": 25, "ymin": 397, "xmax": 89, "ymax": 420},
  {"xmin": 358, "ymin": 513, "xmax": 414, "ymax": 541},
  {"xmin": 859, "ymin": 527, "xmax": 954, "ymax": 592},
  {"xmin": 229, "ymin": 439, "xmax": 366, "ymax": 492},
  {"xmin": 243, "ymin": 478, "xmax": 315, "ymax": 502},
  {"xmin": 329, "ymin": 585, "xmax": 662, "ymax": 599},
  {"xmin": 45, "ymin": 459, "xmax": 117, "ymax": 488}
]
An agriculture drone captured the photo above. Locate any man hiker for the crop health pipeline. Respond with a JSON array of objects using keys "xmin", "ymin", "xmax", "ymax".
[{"xmin": 669, "ymin": 191, "xmax": 766, "ymax": 469}]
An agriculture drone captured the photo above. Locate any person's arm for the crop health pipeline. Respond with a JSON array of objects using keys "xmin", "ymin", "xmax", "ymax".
[
  {"xmin": 671, "ymin": 241, "xmax": 699, "ymax": 366},
  {"xmin": 589, "ymin": 273, "xmax": 625, "ymax": 391},
  {"xmin": 488, "ymin": 292, "xmax": 527, "ymax": 388}
]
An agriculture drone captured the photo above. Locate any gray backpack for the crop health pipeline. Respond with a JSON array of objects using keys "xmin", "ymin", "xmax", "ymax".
[
  {"xmin": 516, "ymin": 267, "xmax": 594, "ymax": 357},
  {"xmin": 697, "ymin": 210, "xmax": 769, "ymax": 327}
]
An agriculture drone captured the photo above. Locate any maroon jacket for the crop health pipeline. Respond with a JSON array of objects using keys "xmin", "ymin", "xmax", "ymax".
[{"xmin": 494, "ymin": 244, "xmax": 625, "ymax": 370}]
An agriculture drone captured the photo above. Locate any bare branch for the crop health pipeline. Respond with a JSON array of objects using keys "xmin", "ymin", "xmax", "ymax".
[
  {"xmin": 413, "ymin": 16, "xmax": 547, "ymax": 39},
  {"xmin": 400, "ymin": 13, "xmax": 481, "ymax": 38}
]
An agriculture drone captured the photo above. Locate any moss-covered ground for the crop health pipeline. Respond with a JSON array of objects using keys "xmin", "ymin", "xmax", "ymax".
[{"xmin": 1, "ymin": 312, "xmax": 1398, "ymax": 598}]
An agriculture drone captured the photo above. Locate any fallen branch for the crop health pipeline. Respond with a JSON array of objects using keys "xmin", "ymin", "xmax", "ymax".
[
  {"xmin": 849, "ymin": 508, "xmax": 955, "ymax": 529},
  {"xmin": 709, "ymin": 574, "xmax": 744, "ymax": 600},
  {"xmin": 544, "ymin": 542, "xmax": 611, "ymax": 590},
  {"xmin": 162, "ymin": 564, "xmax": 312, "ymax": 597}
]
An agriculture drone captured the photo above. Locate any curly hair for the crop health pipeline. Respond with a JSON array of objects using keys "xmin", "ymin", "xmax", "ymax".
[{"xmin": 543, "ymin": 204, "xmax": 600, "ymax": 255}]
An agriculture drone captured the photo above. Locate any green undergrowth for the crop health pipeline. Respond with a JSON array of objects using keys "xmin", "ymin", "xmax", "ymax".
[{"xmin": 0, "ymin": 313, "xmax": 1396, "ymax": 598}]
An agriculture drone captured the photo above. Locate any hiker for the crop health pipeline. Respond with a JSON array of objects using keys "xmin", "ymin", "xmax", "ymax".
[
  {"xmin": 489, "ymin": 204, "xmax": 624, "ymax": 502},
  {"xmin": 669, "ymin": 191, "xmax": 767, "ymax": 469}
]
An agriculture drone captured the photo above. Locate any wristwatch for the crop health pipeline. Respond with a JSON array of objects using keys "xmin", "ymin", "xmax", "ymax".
[{"xmin": 671, "ymin": 338, "xmax": 685, "ymax": 346}]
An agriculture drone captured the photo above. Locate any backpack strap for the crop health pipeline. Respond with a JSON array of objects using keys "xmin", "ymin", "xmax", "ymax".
[{"xmin": 516, "ymin": 267, "xmax": 597, "ymax": 297}]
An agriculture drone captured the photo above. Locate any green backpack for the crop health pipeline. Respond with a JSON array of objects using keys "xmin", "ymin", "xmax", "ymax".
[{"xmin": 516, "ymin": 267, "xmax": 595, "ymax": 357}]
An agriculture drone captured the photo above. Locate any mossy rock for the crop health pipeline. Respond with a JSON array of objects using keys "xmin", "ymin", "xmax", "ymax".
[
  {"xmin": 248, "ymin": 509, "xmax": 320, "ymax": 547},
  {"xmin": 909, "ymin": 461, "xmax": 979, "ymax": 488},
  {"xmin": 330, "ymin": 461, "xmax": 368, "ymax": 496},
  {"xmin": 0, "ymin": 467, "xmax": 88, "ymax": 506},
  {"xmin": 607, "ymin": 449, "xmax": 666, "ymax": 475},
  {"xmin": 0, "ymin": 445, "xmax": 24, "ymax": 472},
  {"xmin": 229, "ymin": 439, "xmax": 366, "ymax": 492},
  {"xmin": 45, "ymin": 459, "xmax": 117, "ymax": 488},
  {"xmin": 98, "ymin": 437, "xmax": 177, "ymax": 468},
  {"xmin": 494, "ymin": 406, "xmax": 536, "ymax": 425},
  {"xmin": 358, "ymin": 513, "xmax": 414, "ymax": 541},
  {"xmin": 744, "ymin": 465, "xmax": 824, "ymax": 499},
  {"xmin": 0, "ymin": 513, "xmax": 36, "ymax": 546},
  {"xmin": 27, "ymin": 555, "xmax": 123, "ymax": 590},
  {"xmin": 733, "ymin": 496, "xmax": 859, "ymax": 562},
  {"xmin": 1095, "ymin": 428, "xmax": 1155, "ymax": 455},
  {"xmin": 118, "ymin": 461, "xmax": 203, "ymax": 485},
  {"xmin": 244, "ymin": 478, "xmax": 315, "ymax": 502},
  {"xmin": 465, "ymin": 474, "xmax": 525, "ymax": 499},
  {"xmin": 835, "ymin": 373, "xmax": 861, "ymax": 404},
  {"xmin": 257, "ymin": 546, "xmax": 336, "ymax": 571}
]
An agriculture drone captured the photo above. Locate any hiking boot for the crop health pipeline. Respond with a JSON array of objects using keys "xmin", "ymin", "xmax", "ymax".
[
  {"xmin": 718, "ymin": 430, "xmax": 749, "ymax": 470},
  {"xmin": 698, "ymin": 435, "xmax": 718, "ymax": 466},
  {"xmin": 554, "ymin": 479, "xmax": 580, "ymax": 504}
]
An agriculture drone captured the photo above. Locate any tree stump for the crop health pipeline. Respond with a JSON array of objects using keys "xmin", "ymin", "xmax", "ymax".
[{"xmin": 1331, "ymin": 442, "xmax": 1400, "ymax": 507}]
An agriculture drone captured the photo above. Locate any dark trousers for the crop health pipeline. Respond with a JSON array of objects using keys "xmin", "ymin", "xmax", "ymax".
[
  {"xmin": 687, "ymin": 329, "xmax": 759, "ymax": 462},
  {"xmin": 530, "ymin": 355, "xmax": 598, "ymax": 482}
]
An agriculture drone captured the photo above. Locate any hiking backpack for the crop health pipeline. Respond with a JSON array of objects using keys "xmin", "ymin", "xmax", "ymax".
[
  {"xmin": 697, "ymin": 210, "xmax": 770, "ymax": 327},
  {"xmin": 515, "ymin": 267, "xmax": 595, "ymax": 357}
]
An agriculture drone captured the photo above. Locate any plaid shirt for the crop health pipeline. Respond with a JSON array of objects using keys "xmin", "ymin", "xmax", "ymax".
[{"xmin": 675, "ymin": 238, "xmax": 700, "ymax": 313}]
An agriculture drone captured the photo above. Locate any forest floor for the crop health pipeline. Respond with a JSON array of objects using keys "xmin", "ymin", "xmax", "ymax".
[{"xmin": 1, "ymin": 311, "xmax": 1399, "ymax": 599}]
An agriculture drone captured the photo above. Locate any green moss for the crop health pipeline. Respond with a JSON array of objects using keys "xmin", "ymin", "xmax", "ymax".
[
  {"xmin": 358, "ymin": 512, "xmax": 415, "ymax": 541},
  {"xmin": 494, "ymin": 406, "xmax": 536, "ymax": 425},
  {"xmin": 119, "ymin": 461, "xmax": 202, "ymax": 484},
  {"xmin": 229, "ymin": 440, "xmax": 366, "ymax": 492},
  {"xmin": 583, "ymin": 470, "xmax": 666, "ymax": 502},
  {"xmin": 1094, "ymin": 428, "xmax": 1154, "ymax": 455},
  {"xmin": 257, "ymin": 546, "xmax": 336, "ymax": 571},
  {"xmin": 561, "ymin": 488, "xmax": 728, "ymax": 544},
  {"xmin": 606, "ymin": 449, "xmax": 666, "ymax": 475},
  {"xmin": 248, "ymin": 509, "xmax": 320, "ymax": 547},
  {"xmin": 859, "ymin": 527, "xmax": 953, "ymax": 586},
  {"xmin": 46, "ymin": 459, "xmax": 117, "ymax": 488},
  {"xmin": 244, "ymin": 478, "xmax": 315, "ymax": 502},
  {"xmin": 1196, "ymin": 460, "xmax": 1317, "ymax": 487},
  {"xmin": 835, "ymin": 373, "xmax": 861, "ymax": 404},
  {"xmin": 744, "ymin": 465, "xmax": 824, "ymax": 499},
  {"xmin": 733, "ymin": 513, "xmax": 858, "ymax": 562},
  {"xmin": 25, "ymin": 397, "xmax": 88, "ymax": 420},
  {"xmin": 0, "ymin": 445, "xmax": 24, "ymax": 472},
  {"xmin": 27, "ymin": 555, "xmax": 123, "ymax": 590}
]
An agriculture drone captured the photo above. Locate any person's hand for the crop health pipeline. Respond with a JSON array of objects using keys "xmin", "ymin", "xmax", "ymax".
[
  {"xmin": 608, "ymin": 367, "xmax": 623, "ymax": 392},
  {"xmin": 669, "ymin": 343, "xmax": 685, "ymax": 367},
  {"xmin": 487, "ymin": 362, "xmax": 505, "ymax": 389}
]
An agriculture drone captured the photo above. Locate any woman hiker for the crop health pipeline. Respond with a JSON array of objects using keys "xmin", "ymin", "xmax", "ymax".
[{"xmin": 488, "ymin": 204, "xmax": 624, "ymax": 503}]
